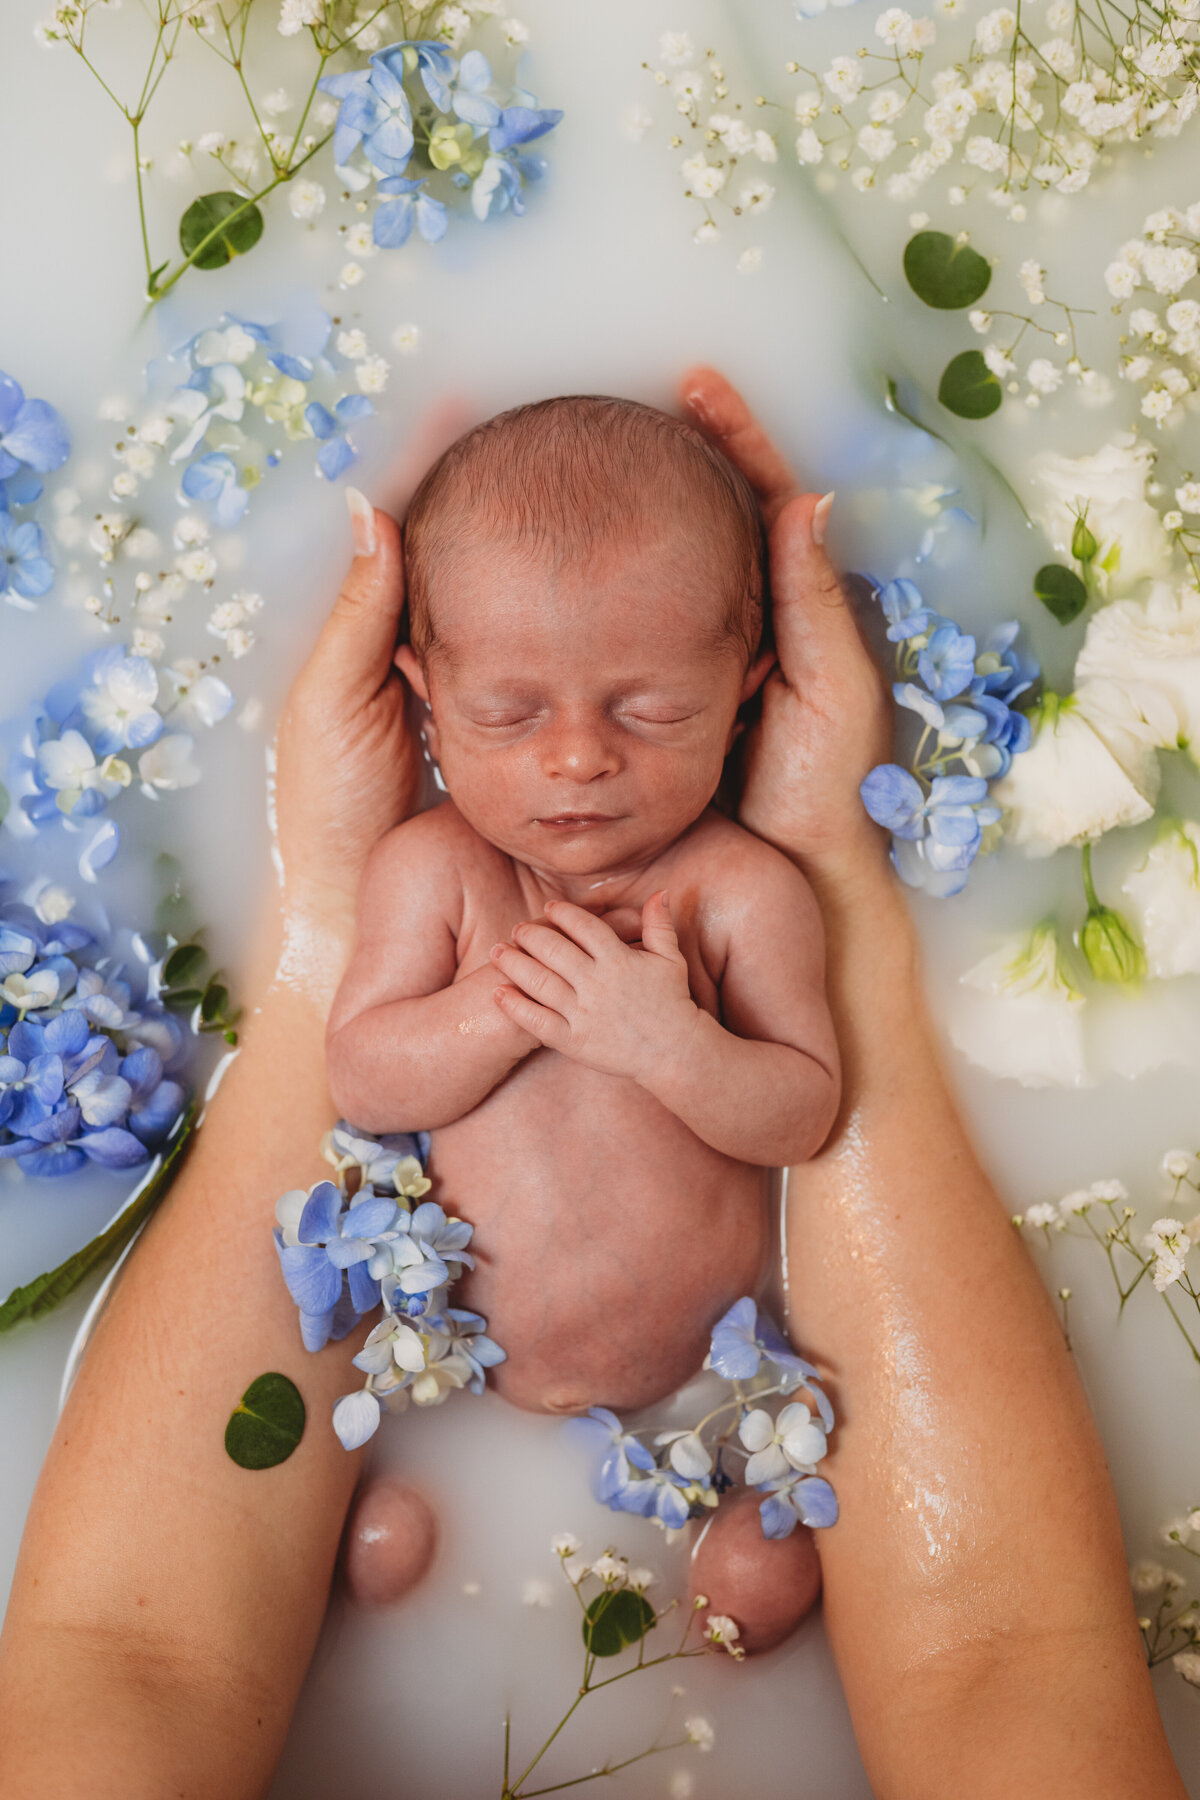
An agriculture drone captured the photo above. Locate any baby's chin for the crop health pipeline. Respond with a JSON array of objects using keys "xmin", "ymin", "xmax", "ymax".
[{"xmin": 489, "ymin": 816, "xmax": 688, "ymax": 880}]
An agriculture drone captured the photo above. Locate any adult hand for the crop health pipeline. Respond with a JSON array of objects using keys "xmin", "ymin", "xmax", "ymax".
[
  {"xmin": 680, "ymin": 367, "xmax": 891, "ymax": 884},
  {"xmin": 273, "ymin": 401, "xmax": 470, "ymax": 928}
]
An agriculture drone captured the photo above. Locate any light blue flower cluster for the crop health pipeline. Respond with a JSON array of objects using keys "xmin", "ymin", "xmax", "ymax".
[
  {"xmin": 0, "ymin": 369, "xmax": 70, "ymax": 609},
  {"xmin": 565, "ymin": 1297, "xmax": 837, "ymax": 1541},
  {"xmin": 273, "ymin": 1120, "xmax": 505, "ymax": 1449},
  {"xmin": 160, "ymin": 303, "xmax": 377, "ymax": 513},
  {"xmin": 0, "ymin": 883, "xmax": 187, "ymax": 1179},
  {"xmin": 8, "ymin": 647, "xmax": 233, "ymax": 883},
  {"xmin": 319, "ymin": 39, "xmax": 562, "ymax": 245},
  {"xmin": 859, "ymin": 577, "xmax": 1039, "ymax": 897}
]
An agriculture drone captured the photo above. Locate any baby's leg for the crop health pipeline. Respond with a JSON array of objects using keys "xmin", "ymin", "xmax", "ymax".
[
  {"xmin": 341, "ymin": 1478, "xmax": 439, "ymax": 1608},
  {"xmin": 688, "ymin": 1491, "xmax": 822, "ymax": 1654}
]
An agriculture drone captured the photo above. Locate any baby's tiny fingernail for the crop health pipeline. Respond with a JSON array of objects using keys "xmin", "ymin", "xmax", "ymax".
[
  {"xmin": 346, "ymin": 485, "xmax": 376, "ymax": 557},
  {"xmin": 491, "ymin": 942, "xmax": 508, "ymax": 957},
  {"xmin": 812, "ymin": 491, "xmax": 835, "ymax": 547}
]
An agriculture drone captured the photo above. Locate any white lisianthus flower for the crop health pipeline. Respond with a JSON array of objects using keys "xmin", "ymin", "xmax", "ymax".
[
  {"xmin": 950, "ymin": 923, "xmax": 1090, "ymax": 1089},
  {"xmin": 1075, "ymin": 584, "xmax": 1200, "ymax": 762},
  {"xmin": 992, "ymin": 693, "xmax": 1157, "ymax": 856},
  {"xmin": 1122, "ymin": 821, "xmax": 1200, "ymax": 977},
  {"xmin": 1030, "ymin": 436, "xmax": 1173, "ymax": 597}
]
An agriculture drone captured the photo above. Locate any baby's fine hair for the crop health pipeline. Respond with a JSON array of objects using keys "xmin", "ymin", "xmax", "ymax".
[{"xmin": 402, "ymin": 393, "xmax": 765, "ymax": 661}]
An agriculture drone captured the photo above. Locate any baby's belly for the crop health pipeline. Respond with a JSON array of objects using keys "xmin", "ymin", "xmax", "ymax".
[{"xmin": 428, "ymin": 1052, "xmax": 768, "ymax": 1415}]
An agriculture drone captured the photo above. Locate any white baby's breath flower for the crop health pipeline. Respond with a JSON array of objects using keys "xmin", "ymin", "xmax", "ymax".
[
  {"xmin": 356, "ymin": 355, "xmax": 390, "ymax": 394},
  {"xmin": 984, "ymin": 345, "xmax": 1015, "ymax": 378},
  {"xmin": 627, "ymin": 1566, "xmax": 655, "ymax": 1590},
  {"xmin": 344, "ymin": 221, "xmax": 377, "ymax": 259},
  {"xmin": 1132, "ymin": 1560, "xmax": 1168, "ymax": 1595},
  {"xmin": 968, "ymin": 309, "xmax": 992, "ymax": 334},
  {"xmin": 174, "ymin": 513, "xmax": 210, "ymax": 548},
  {"xmin": 196, "ymin": 130, "xmax": 227, "ymax": 155},
  {"xmin": 736, "ymin": 246, "xmax": 765, "ymax": 275},
  {"xmin": 224, "ymin": 627, "xmax": 255, "ymax": 659},
  {"xmin": 337, "ymin": 328, "xmax": 369, "ymax": 360},
  {"xmin": 796, "ymin": 129, "xmax": 825, "ymax": 165},
  {"xmin": 392, "ymin": 322, "xmax": 421, "ymax": 355},
  {"xmin": 340, "ymin": 261, "xmax": 366, "ymax": 288},
  {"xmin": 975, "ymin": 6, "xmax": 1016, "ymax": 51},
  {"xmin": 501, "ymin": 17, "xmax": 528, "ymax": 45},
  {"xmin": 825, "ymin": 56, "xmax": 863, "ymax": 101},
  {"xmin": 794, "ymin": 89, "xmax": 822, "ymax": 125},
  {"xmin": 684, "ymin": 1716, "xmax": 715, "ymax": 1752},
  {"xmin": 111, "ymin": 471, "xmax": 138, "ymax": 498},
  {"xmin": 702, "ymin": 1614, "xmax": 744, "ymax": 1656},
  {"xmin": 278, "ymin": 0, "xmax": 321, "ymax": 32},
  {"xmin": 1143, "ymin": 1218, "xmax": 1191, "ymax": 1290},
  {"xmin": 659, "ymin": 31, "xmax": 694, "ymax": 64},
  {"xmin": 737, "ymin": 179, "xmax": 775, "ymax": 213},
  {"xmin": 693, "ymin": 219, "xmax": 720, "ymax": 243},
  {"xmin": 590, "ymin": 1553, "xmax": 626, "ymax": 1584},
  {"xmin": 1024, "ymin": 1202, "xmax": 1062, "ymax": 1229},
  {"xmin": 551, "ymin": 1532, "xmax": 582, "ymax": 1557},
  {"xmin": 1162, "ymin": 1149, "xmax": 1197, "ymax": 1184},
  {"xmin": 1174, "ymin": 1652, "xmax": 1200, "ymax": 1687},
  {"xmin": 1028, "ymin": 358, "xmax": 1063, "ymax": 394},
  {"xmin": 1105, "ymin": 262, "xmax": 1138, "ymax": 299},
  {"xmin": 753, "ymin": 129, "xmax": 778, "ymax": 162},
  {"xmin": 619, "ymin": 103, "xmax": 653, "ymax": 142},
  {"xmin": 1142, "ymin": 389, "xmax": 1175, "ymax": 424},
  {"xmin": 521, "ymin": 1577, "xmax": 554, "ymax": 1608},
  {"xmin": 177, "ymin": 548, "xmax": 217, "ymax": 584},
  {"xmin": 857, "ymin": 123, "xmax": 897, "ymax": 162},
  {"xmin": 288, "ymin": 179, "xmax": 326, "ymax": 221},
  {"xmin": 131, "ymin": 627, "xmax": 165, "ymax": 661}
]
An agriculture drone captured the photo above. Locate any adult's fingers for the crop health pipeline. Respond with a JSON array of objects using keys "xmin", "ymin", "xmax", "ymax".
[
  {"xmin": 305, "ymin": 494, "xmax": 406, "ymax": 702},
  {"xmin": 678, "ymin": 365, "xmax": 798, "ymax": 527},
  {"xmin": 769, "ymin": 494, "xmax": 871, "ymax": 693}
]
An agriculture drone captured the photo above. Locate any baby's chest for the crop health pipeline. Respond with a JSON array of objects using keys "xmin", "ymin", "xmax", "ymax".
[{"xmin": 452, "ymin": 870, "xmax": 723, "ymax": 1020}]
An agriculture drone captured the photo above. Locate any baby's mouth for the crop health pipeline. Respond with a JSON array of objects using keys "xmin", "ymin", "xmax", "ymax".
[{"xmin": 534, "ymin": 812, "xmax": 620, "ymax": 830}]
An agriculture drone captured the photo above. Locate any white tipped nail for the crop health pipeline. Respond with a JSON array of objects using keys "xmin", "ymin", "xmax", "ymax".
[
  {"xmin": 812, "ymin": 491, "xmax": 835, "ymax": 547},
  {"xmin": 346, "ymin": 485, "xmax": 376, "ymax": 557}
]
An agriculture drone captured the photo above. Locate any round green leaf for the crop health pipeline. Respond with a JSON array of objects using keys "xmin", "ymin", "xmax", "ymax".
[
  {"xmin": 903, "ymin": 231, "xmax": 992, "ymax": 309},
  {"xmin": 200, "ymin": 979, "xmax": 230, "ymax": 1024},
  {"xmin": 582, "ymin": 1588, "xmax": 656, "ymax": 1658},
  {"xmin": 163, "ymin": 943, "xmax": 208, "ymax": 989},
  {"xmin": 938, "ymin": 350, "xmax": 1003, "ymax": 420},
  {"xmin": 225, "ymin": 1372, "xmax": 305, "ymax": 1469},
  {"xmin": 180, "ymin": 192, "xmax": 265, "ymax": 271},
  {"xmin": 1034, "ymin": 562, "xmax": 1089, "ymax": 625},
  {"xmin": 162, "ymin": 986, "xmax": 204, "ymax": 1011}
]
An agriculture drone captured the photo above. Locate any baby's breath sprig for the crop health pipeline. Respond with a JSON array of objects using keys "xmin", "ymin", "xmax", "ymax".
[{"xmin": 498, "ymin": 1540, "xmax": 730, "ymax": 1800}]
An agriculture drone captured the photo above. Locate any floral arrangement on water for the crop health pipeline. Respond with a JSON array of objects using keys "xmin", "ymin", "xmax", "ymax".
[
  {"xmin": 273, "ymin": 1120, "xmax": 505, "ymax": 1446},
  {"xmin": 566, "ymin": 1296, "xmax": 837, "ymax": 1543},
  {"xmin": 35, "ymin": 1, "xmax": 561, "ymax": 305},
  {"xmin": 0, "ymin": 371, "xmax": 71, "ymax": 613}
]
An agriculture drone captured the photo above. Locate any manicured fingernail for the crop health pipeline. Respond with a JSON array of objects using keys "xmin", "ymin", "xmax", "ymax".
[
  {"xmin": 346, "ymin": 486, "xmax": 376, "ymax": 557},
  {"xmin": 812, "ymin": 491, "xmax": 835, "ymax": 547},
  {"xmin": 683, "ymin": 388, "xmax": 711, "ymax": 426}
]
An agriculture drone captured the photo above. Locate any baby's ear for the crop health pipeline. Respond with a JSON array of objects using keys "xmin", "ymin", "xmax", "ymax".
[
  {"xmin": 738, "ymin": 648, "xmax": 775, "ymax": 705},
  {"xmin": 394, "ymin": 643, "xmax": 430, "ymax": 702}
]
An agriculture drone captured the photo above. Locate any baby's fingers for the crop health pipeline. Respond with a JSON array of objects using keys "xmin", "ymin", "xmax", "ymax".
[
  {"xmin": 542, "ymin": 899, "xmax": 620, "ymax": 958},
  {"xmin": 492, "ymin": 984, "xmax": 569, "ymax": 1050},
  {"xmin": 640, "ymin": 891, "xmax": 682, "ymax": 962},
  {"xmin": 490, "ymin": 942, "xmax": 575, "ymax": 1015}
]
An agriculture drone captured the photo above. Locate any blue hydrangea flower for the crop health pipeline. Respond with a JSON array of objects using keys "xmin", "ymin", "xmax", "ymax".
[
  {"xmin": 759, "ymin": 1475, "xmax": 839, "ymax": 1538},
  {"xmin": 608, "ymin": 1464, "xmax": 693, "ymax": 1529},
  {"xmin": 274, "ymin": 1179, "xmax": 403, "ymax": 1349},
  {"xmin": 893, "ymin": 682, "xmax": 987, "ymax": 744},
  {"xmin": 180, "ymin": 451, "xmax": 249, "ymax": 529},
  {"xmin": 470, "ymin": 152, "xmax": 545, "ymax": 221},
  {"xmin": 76, "ymin": 650, "xmax": 164, "ymax": 755},
  {"xmin": 860, "ymin": 767, "xmax": 998, "ymax": 867},
  {"xmin": 564, "ymin": 1405, "xmax": 655, "ymax": 1503},
  {"xmin": 707, "ymin": 1296, "xmax": 823, "ymax": 1395},
  {"xmin": 319, "ymin": 52, "xmax": 416, "ymax": 174},
  {"xmin": 488, "ymin": 99, "xmax": 563, "ymax": 152},
  {"xmin": 305, "ymin": 396, "xmax": 375, "ymax": 480},
  {"xmin": 876, "ymin": 576, "xmax": 944, "ymax": 643},
  {"xmin": 0, "ymin": 512, "xmax": 54, "ymax": 604},
  {"xmin": 974, "ymin": 621, "xmax": 1039, "ymax": 707},
  {"xmin": 373, "ymin": 176, "xmax": 449, "ymax": 249},
  {"xmin": 444, "ymin": 1307, "xmax": 506, "ymax": 1393},
  {"xmin": 917, "ymin": 623, "xmax": 977, "ymax": 702},
  {"xmin": 0, "ymin": 372, "xmax": 70, "ymax": 479}
]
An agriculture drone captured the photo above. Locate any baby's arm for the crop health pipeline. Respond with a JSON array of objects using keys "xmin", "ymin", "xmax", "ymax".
[
  {"xmin": 327, "ymin": 810, "xmax": 537, "ymax": 1132},
  {"xmin": 490, "ymin": 853, "xmax": 839, "ymax": 1167}
]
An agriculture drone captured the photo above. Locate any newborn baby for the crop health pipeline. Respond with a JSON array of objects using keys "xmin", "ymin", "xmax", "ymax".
[{"xmin": 327, "ymin": 395, "xmax": 840, "ymax": 1638}]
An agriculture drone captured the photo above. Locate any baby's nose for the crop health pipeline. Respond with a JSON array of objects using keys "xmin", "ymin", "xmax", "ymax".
[{"xmin": 540, "ymin": 719, "xmax": 620, "ymax": 783}]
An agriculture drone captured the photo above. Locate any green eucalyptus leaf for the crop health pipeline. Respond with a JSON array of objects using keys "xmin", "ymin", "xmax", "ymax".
[
  {"xmin": 903, "ymin": 231, "xmax": 992, "ymax": 309},
  {"xmin": 163, "ymin": 943, "xmax": 208, "ymax": 989},
  {"xmin": 163, "ymin": 986, "xmax": 204, "ymax": 1011},
  {"xmin": 938, "ymin": 350, "xmax": 1003, "ymax": 420},
  {"xmin": 225, "ymin": 1372, "xmax": 306, "ymax": 1469},
  {"xmin": 200, "ymin": 980, "xmax": 230, "ymax": 1025},
  {"xmin": 0, "ymin": 1103, "xmax": 196, "ymax": 1333},
  {"xmin": 180, "ymin": 192, "xmax": 265, "ymax": 271},
  {"xmin": 1034, "ymin": 562, "xmax": 1089, "ymax": 624},
  {"xmin": 582, "ymin": 1588, "xmax": 656, "ymax": 1658}
]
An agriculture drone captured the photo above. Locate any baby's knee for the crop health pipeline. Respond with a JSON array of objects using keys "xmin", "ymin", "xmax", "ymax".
[
  {"xmin": 341, "ymin": 1478, "xmax": 438, "ymax": 1609},
  {"xmin": 688, "ymin": 1491, "xmax": 822, "ymax": 1655}
]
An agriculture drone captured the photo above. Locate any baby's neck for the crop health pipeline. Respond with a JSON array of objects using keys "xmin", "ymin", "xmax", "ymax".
[{"xmin": 511, "ymin": 848, "xmax": 675, "ymax": 916}]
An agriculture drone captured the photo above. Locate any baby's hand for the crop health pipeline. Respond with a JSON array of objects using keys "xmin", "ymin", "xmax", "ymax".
[{"xmin": 489, "ymin": 893, "xmax": 698, "ymax": 1083}]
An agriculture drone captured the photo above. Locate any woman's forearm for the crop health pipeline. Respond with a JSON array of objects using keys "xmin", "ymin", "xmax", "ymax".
[
  {"xmin": 0, "ymin": 899, "xmax": 369, "ymax": 1799},
  {"xmin": 786, "ymin": 849, "xmax": 1185, "ymax": 1800}
]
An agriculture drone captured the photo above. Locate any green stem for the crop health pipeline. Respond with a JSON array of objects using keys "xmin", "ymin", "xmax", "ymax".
[
  {"xmin": 515, "ymin": 1739, "xmax": 690, "ymax": 1798},
  {"xmin": 1081, "ymin": 840, "xmax": 1099, "ymax": 912}
]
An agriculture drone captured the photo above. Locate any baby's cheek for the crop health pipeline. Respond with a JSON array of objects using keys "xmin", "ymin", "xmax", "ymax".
[
  {"xmin": 688, "ymin": 1490, "xmax": 822, "ymax": 1655},
  {"xmin": 341, "ymin": 1477, "xmax": 439, "ymax": 1609}
]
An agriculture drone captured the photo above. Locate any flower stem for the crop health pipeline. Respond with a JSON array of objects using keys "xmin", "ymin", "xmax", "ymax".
[{"xmin": 1081, "ymin": 839, "xmax": 1100, "ymax": 912}]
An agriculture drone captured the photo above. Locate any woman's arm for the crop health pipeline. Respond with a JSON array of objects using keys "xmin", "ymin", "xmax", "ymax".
[
  {"xmin": 0, "ymin": 470, "xmax": 445, "ymax": 1797},
  {"xmin": 683, "ymin": 369, "xmax": 1187, "ymax": 1800}
]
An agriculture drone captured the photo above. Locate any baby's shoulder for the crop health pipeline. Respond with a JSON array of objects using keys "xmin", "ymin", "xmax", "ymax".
[
  {"xmin": 681, "ymin": 809, "xmax": 810, "ymax": 896},
  {"xmin": 359, "ymin": 802, "xmax": 502, "ymax": 908}
]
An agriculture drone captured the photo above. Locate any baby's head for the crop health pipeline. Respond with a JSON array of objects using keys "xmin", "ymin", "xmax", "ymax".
[{"xmin": 397, "ymin": 394, "xmax": 770, "ymax": 878}]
